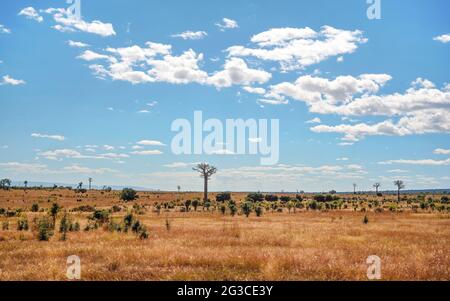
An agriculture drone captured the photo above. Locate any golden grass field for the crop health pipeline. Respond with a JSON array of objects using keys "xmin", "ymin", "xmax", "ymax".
[{"xmin": 0, "ymin": 188, "xmax": 449, "ymax": 280}]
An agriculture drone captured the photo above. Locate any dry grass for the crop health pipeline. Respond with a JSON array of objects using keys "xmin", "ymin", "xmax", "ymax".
[{"xmin": 0, "ymin": 189, "xmax": 449, "ymax": 280}]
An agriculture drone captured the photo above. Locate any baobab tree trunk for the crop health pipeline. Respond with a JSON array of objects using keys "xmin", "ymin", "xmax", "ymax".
[
  {"xmin": 397, "ymin": 189, "xmax": 400, "ymax": 202},
  {"xmin": 204, "ymin": 177, "xmax": 208, "ymax": 202}
]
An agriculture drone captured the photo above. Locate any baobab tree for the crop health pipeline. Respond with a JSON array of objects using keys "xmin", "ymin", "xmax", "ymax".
[
  {"xmin": 77, "ymin": 182, "xmax": 83, "ymax": 190},
  {"xmin": 373, "ymin": 182, "xmax": 381, "ymax": 195},
  {"xmin": 353, "ymin": 183, "xmax": 357, "ymax": 194},
  {"xmin": 193, "ymin": 163, "xmax": 217, "ymax": 202},
  {"xmin": 88, "ymin": 178, "xmax": 93, "ymax": 190},
  {"xmin": 24, "ymin": 180, "xmax": 28, "ymax": 189},
  {"xmin": 394, "ymin": 180, "xmax": 405, "ymax": 202}
]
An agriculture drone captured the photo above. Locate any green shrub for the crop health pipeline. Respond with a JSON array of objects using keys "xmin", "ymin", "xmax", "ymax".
[
  {"xmin": 241, "ymin": 202, "xmax": 253, "ymax": 217},
  {"xmin": 363, "ymin": 215, "xmax": 369, "ymax": 224},
  {"xmin": 120, "ymin": 188, "xmax": 138, "ymax": 202},
  {"xmin": 17, "ymin": 217, "xmax": 29, "ymax": 231},
  {"xmin": 219, "ymin": 204, "xmax": 226, "ymax": 215},
  {"xmin": 31, "ymin": 203, "xmax": 39, "ymax": 212},
  {"xmin": 228, "ymin": 204, "xmax": 237, "ymax": 216},
  {"xmin": 37, "ymin": 217, "xmax": 54, "ymax": 241},
  {"xmin": 255, "ymin": 206, "xmax": 263, "ymax": 217},
  {"xmin": 216, "ymin": 192, "xmax": 231, "ymax": 203}
]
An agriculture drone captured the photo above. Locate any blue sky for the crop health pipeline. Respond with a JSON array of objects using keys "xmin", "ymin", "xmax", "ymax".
[{"xmin": 0, "ymin": 0, "xmax": 449, "ymax": 192}]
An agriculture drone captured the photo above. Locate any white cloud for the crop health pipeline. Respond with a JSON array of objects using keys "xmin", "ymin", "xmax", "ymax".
[
  {"xmin": 62, "ymin": 164, "xmax": 117, "ymax": 174},
  {"xmin": 103, "ymin": 145, "xmax": 114, "ymax": 151},
  {"xmin": 0, "ymin": 24, "xmax": 11, "ymax": 34},
  {"xmin": 130, "ymin": 150, "xmax": 163, "ymax": 155},
  {"xmin": 39, "ymin": 148, "xmax": 128, "ymax": 161},
  {"xmin": 336, "ymin": 157, "xmax": 349, "ymax": 161},
  {"xmin": 18, "ymin": 7, "xmax": 43, "ymax": 23},
  {"xmin": 306, "ymin": 117, "xmax": 321, "ymax": 124},
  {"xmin": 137, "ymin": 140, "xmax": 165, "ymax": 146},
  {"xmin": 434, "ymin": 148, "xmax": 450, "ymax": 155},
  {"xmin": 215, "ymin": 18, "xmax": 238, "ymax": 31},
  {"xmin": 266, "ymin": 74, "xmax": 450, "ymax": 142},
  {"xmin": 31, "ymin": 133, "xmax": 66, "ymax": 141},
  {"xmin": 1, "ymin": 75, "xmax": 26, "ymax": 86},
  {"xmin": 242, "ymin": 86, "xmax": 266, "ymax": 95},
  {"xmin": 77, "ymin": 50, "xmax": 116, "ymax": 62},
  {"xmin": 67, "ymin": 40, "xmax": 89, "ymax": 48},
  {"xmin": 138, "ymin": 110, "xmax": 150, "ymax": 114},
  {"xmin": 207, "ymin": 58, "xmax": 271, "ymax": 88},
  {"xmin": 0, "ymin": 162, "xmax": 51, "ymax": 174},
  {"xmin": 163, "ymin": 162, "xmax": 193, "ymax": 168},
  {"xmin": 171, "ymin": 31, "xmax": 207, "ymax": 40},
  {"xmin": 131, "ymin": 145, "xmax": 144, "ymax": 150},
  {"xmin": 433, "ymin": 34, "xmax": 450, "ymax": 43},
  {"xmin": 379, "ymin": 158, "xmax": 450, "ymax": 166},
  {"xmin": 44, "ymin": 7, "xmax": 115, "ymax": 36},
  {"xmin": 227, "ymin": 26, "xmax": 367, "ymax": 71}
]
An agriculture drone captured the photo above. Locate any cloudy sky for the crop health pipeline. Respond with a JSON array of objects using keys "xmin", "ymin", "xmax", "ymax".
[{"xmin": 0, "ymin": 0, "xmax": 449, "ymax": 192}]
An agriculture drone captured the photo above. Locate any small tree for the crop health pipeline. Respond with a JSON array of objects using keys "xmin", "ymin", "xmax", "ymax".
[
  {"xmin": 228, "ymin": 203, "xmax": 237, "ymax": 216},
  {"xmin": 192, "ymin": 199, "xmax": 199, "ymax": 211},
  {"xmin": 184, "ymin": 199, "xmax": 192, "ymax": 212},
  {"xmin": 255, "ymin": 206, "xmax": 263, "ymax": 217},
  {"xmin": 216, "ymin": 192, "xmax": 231, "ymax": 203},
  {"xmin": 49, "ymin": 203, "xmax": 61, "ymax": 227},
  {"xmin": 120, "ymin": 188, "xmax": 138, "ymax": 202},
  {"xmin": 241, "ymin": 202, "xmax": 253, "ymax": 217},
  {"xmin": 0, "ymin": 178, "xmax": 11, "ymax": 190},
  {"xmin": 394, "ymin": 180, "xmax": 405, "ymax": 203},
  {"xmin": 59, "ymin": 213, "xmax": 71, "ymax": 241},
  {"xmin": 31, "ymin": 203, "xmax": 39, "ymax": 212},
  {"xmin": 37, "ymin": 217, "xmax": 54, "ymax": 241},
  {"xmin": 353, "ymin": 183, "xmax": 357, "ymax": 194}
]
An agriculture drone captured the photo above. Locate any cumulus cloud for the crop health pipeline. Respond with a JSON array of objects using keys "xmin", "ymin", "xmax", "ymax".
[
  {"xmin": 379, "ymin": 158, "xmax": 450, "ymax": 166},
  {"xmin": 0, "ymin": 24, "xmax": 11, "ymax": 34},
  {"xmin": 215, "ymin": 18, "xmax": 238, "ymax": 31},
  {"xmin": 31, "ymin": 133, "xmax": 66, "ymax": 141},
  {"xmin": 136, "ymin": 140, "xmax": 165, "ymax": 146},
  {"xmin": 227, "ymin": 26, "xmax": 367, "ymax": 71},
  {"xmin": 1, "ymin": 75, "xmax": 26, "ymax": 86},
  {"xmin": 62, "ymin": 164, "xmax": 117, "ymax": 174},
  {"xmin": 38, "ymin": 148, "xmax": 128, "ymax": 161},
  {"xmin": 207, "ymin": 58, "xmax": 271, "ymax": 88},
  {"xmin": 171, "ymin": 31, "xmax": 207, "ymax": 40},
  {"xmin": 306, "ymin": 117, "xmax": 321, "ymax": 124},
  {"xmin": 18, "ymin": 7, "xmax": 43, "ymax": 22},
  {"xmin": 265, "ymin": 74, "xmax": 450, "ymax": 142},
  {"xmin": 130, "ymin": 150, "xmax": 163, "ymax": 155},
  {"xmin": 43, "ymin": 7, "xmax": 115, "ymax": 36},
  {"xmin": 81, "ymin": 41, "xmax": 271, "ymax": 88},
  {"xmin": 434, "ymin": 148, "xmax": 450, "ymax": 155},
  {"xmin": 67, "ymin": 40, "xmax": 89, "ymax": 48},
  {"xmin": 433, "ymin": 34, "xmax": 450, "ymax": 43},
  {"xmin": 242, "ymin": 86, "xmax": 266, "ymax": 95}
]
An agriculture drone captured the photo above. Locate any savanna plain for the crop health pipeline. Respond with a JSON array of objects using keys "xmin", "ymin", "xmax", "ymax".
[{"xmin": 0, "ymin": 188, "xmax": 449, "ymax": 280}]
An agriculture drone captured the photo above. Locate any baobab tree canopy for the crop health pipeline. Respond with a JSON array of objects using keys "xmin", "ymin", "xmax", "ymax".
[{"xmin": 193, "ymin": 163, "xmax": 217, "ymax": 202}]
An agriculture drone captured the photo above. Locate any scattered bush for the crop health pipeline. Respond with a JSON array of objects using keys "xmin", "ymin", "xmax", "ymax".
[
  {"xmin": 241, "ymin": 202, "xmax": 253, "ymax": 217},
  {"xmin": 17, "ymin": 217, "xmax": 29, "ymax": 231},
  {"xmin": 216, "ymin": 192, "xmax": 231, "ymax": 203},
  {"xmin": 120, "ymin": 188, "xmax": 138, "ymax": 202},
  {"xmin": 363, "ymin": 215, "xmax": 369, "ymax": 224},
  {"xmin": 31, "ymin": 203, "xmax": 39, "ymax": 212},
  {"xmin": 37, "ymin": 217, "xmax": 54, "ymax": 241},
  {"xmin": 255, "ymin": 206, "xmax": 263, "ymax": 217}
]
